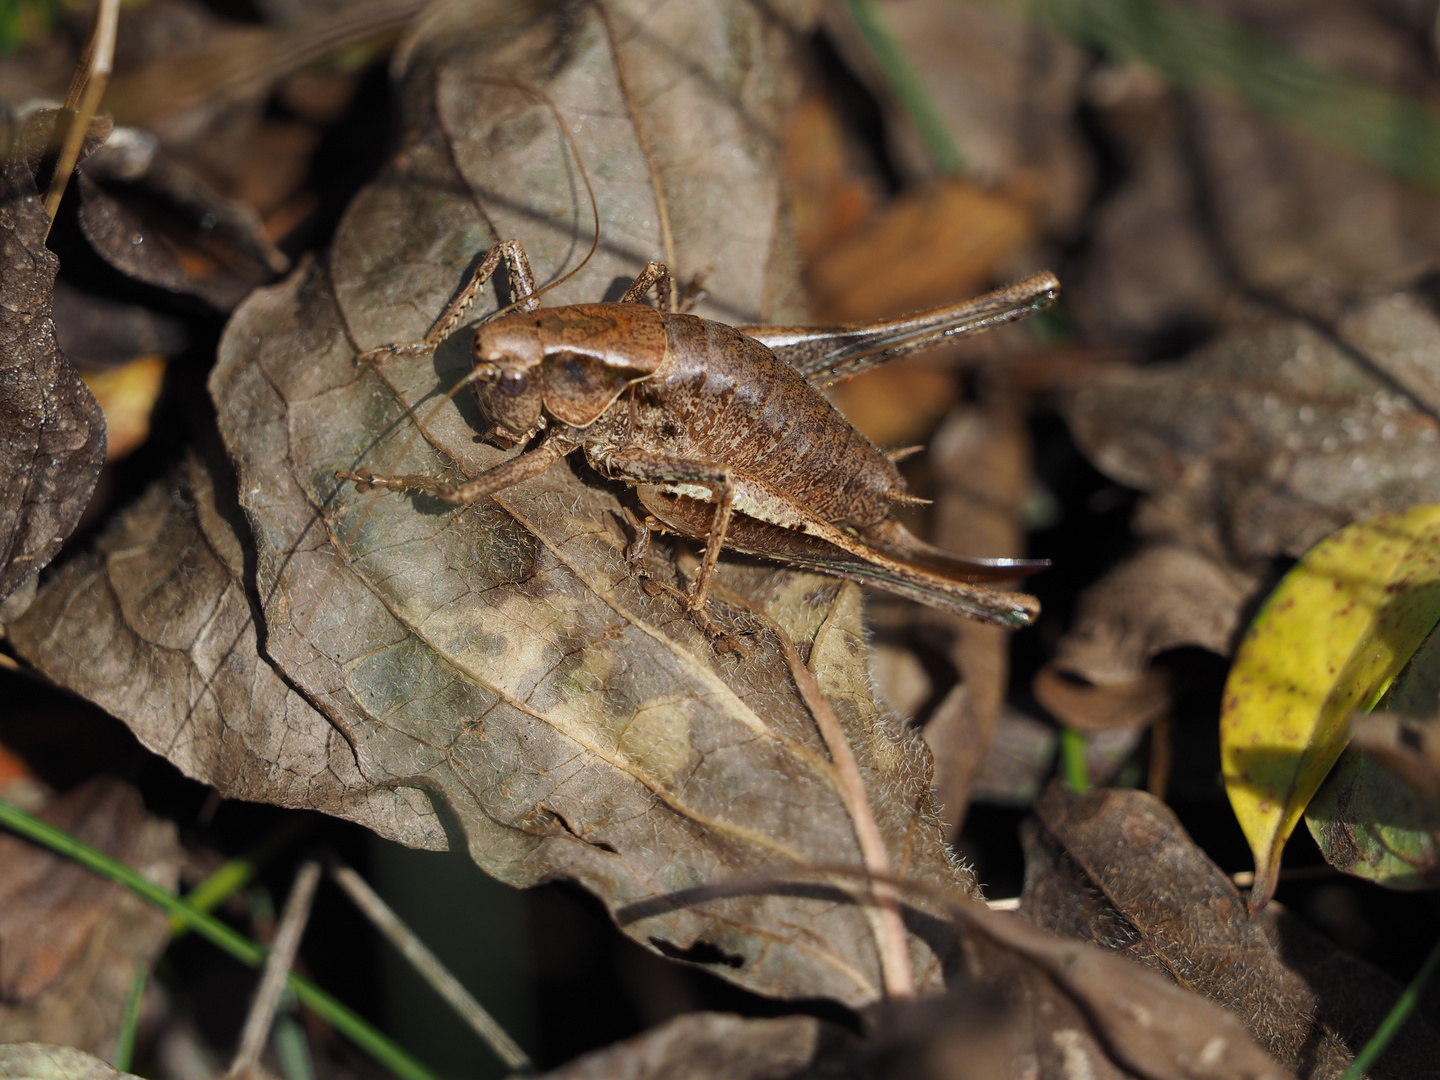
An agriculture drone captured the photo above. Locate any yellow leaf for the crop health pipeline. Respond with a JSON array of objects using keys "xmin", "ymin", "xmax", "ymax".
[
  {"xmin": 81, "ymin": 354, "xmax": 166, "ymax": 460},
  {"xmin": 1220, "ymin": 505, "xmax": 1440, "ymax": 907}
]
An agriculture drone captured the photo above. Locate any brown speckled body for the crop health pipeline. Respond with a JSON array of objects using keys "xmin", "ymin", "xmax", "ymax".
[
  {"xmin": 346, "ymin": 250, "xmax": 1054, "ymax": 630},
  {"xmin": 576, "ymin": 307, "xmax": 904, "ymax": 529}
]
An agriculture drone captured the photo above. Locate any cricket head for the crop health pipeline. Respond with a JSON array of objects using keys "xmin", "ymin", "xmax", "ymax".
[
  {"xmin": 471, "ymin": 315, "xmax": 547, "ymax": 448},
  {"xmin": 472, "ymin": 303, "xmax": 668, "ymax": 445}
]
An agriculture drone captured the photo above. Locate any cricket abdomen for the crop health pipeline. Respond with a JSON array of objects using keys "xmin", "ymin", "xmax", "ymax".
[{"xmin": 604, "ymin": 312, "xmax": 904, "ymax": 528}]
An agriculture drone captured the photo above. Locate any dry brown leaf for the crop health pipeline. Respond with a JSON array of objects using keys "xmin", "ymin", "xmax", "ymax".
[
  {"xmin": 784, "ymin": 89, "xmax": 883, "ymax": 264},
  {"xmin": 50, "ymin": 282, "xmax": 188, "ymax": 368},
  {"xmin": 1063, "ymin": 318, "xmax": 1440, "ymax": 562},
  {"xmin": 1069, "ymin": 61, "xmax": 1231, "ymax": 343},
  {"xmin": 1260, "ymin": 903, "xmax": 1440, "ymax": 1080},
  {"xmin": 921, "ymin": 397, "xmax": 1030, "ymax": 833},
  {"xmin": 1334, "ymin": 289, "xmax": 1440, "ymax": 420},
  {"xmin": 945, "ymin": 897, "xmax": 1295, "ymax": 1080},
  {"xmin": 1035, "ymin": 543, "xmax": 1262, "ymax": 733},
  {"xmin": 0, "ymin": 1045, "xmax": 141, "ymax": 1080},
  {"xmin": 865, "ymin": 954, "xmax": 1141, "ymax": 1080},
  {"xmin": 13, "ymin": 0, "xmax": 973, "ymax": 1007},
  {"xmin": 1191, "ymin": 98, "xmax": 1440, "ymax": 323},
  {"xmin": 0, "ymin": 779, "xmax": 181, "ymax": 1056},
  {"xmin": 1071, "ymin": 2, "xmax": 1440, "ymax": 334},
  {"xmin": 74, "ymin": 144, "xmax": 288, "ymax": 311},
  {"xmin": 5, "ymin": 454, "xmax": 447, "ymax": 850},
  {"xmin": 1020, "ymin": 783, "xmax": 1440, "ymax": 1079},
  {"xmin": 534, "ymin": 1012, "xmax": 845, "ymax": 1080},
  {"xmin": 80, "ymin": 356, "xmax": 166, "ymax": 461},
  {"xmin": 966, "ymin": 706, "xmax": 1056, "ymax": 806},
  {"xmin": 0, "ymin": 124, "xmax": 106, "ymax": 605}
]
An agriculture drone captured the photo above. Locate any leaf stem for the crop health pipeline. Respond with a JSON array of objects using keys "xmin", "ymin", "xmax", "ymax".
[
  {"xmin": 1338, "ymin": 930, "xmax": 1440, "ymax": 1080},
  {"xmin": 741, "ymin": 586, "xmax": 916, "ymax": 998},
  {"xmin": 232, "ymin": 861, "xmax": 323, "ymax": 1075},
  {"xmin": 330, "ymin": 862, "xmax": 534, "ymax": 1072},
  {"xmin": 840, "ymin": 0, "xmax": 965, "ymax": 175},
  {"xmin": 0, "ymin": 799, "xmax": 441, "ymax": 1080}
]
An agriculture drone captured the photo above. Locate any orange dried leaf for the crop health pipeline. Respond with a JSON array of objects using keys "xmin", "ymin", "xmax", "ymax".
[{"xmin": 81, "ymin": 355, "xmax": 165, "ymax": 460}]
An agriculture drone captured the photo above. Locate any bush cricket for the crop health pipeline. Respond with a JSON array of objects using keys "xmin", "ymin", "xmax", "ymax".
[{"xmin": 339, "ymin": 240, "xmax": 1058, "ymax": 646}]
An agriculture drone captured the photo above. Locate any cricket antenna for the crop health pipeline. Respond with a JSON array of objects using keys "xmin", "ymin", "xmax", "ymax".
[{"xmin": 471, "ymin": 75, "xmax": 600, "ymax": 316}]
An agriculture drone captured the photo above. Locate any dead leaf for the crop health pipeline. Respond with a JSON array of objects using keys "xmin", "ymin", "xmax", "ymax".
[
  {"xmin": 15, "ymin": 0, "xmax": 973, "ymax": 1007},
  {"xmin": 1334, "ymin": 289, "xmax": 1440, "ymax": 420},
  {"xmin": 1063, "ymin": 317, "xmax": 1440, "ymax": 562},
  {"xmin": 946, "ymin": 896, "xmax": 1295, "ymax": 1080},
  {"xmin": 864, "ymin": 953, "xmax": 1140, "ymax": 1080},
  {"xmin": 1041, "ymin": 0, "xmax": 1440, "ymax": 327},
  {"xmin": 1261, "ymin": 903, "xmax": 1440, "ymax": 1080},
  {"xmin": 805, "ymin": 179, "xmax": 1035, "ymax": 323},
  {"xmin": 50, "ymin": 281, "xmax": 188, "ymax": 368},
  {"xmin": 73, "ymin": 147, "xmax": 287, "ymax": 311},
  {"xmin": 80, "ymin": 356, "xmax": 166, "ymax": 461},
  {"xmin": 0, "ymin": 127, "xmax": 107, "ymax": 605},
  {"xmin": 819, "ymin": 0, "xmax": 1092, "ymax": 233},
  {"xmin": 783, "ymin": 89, "xmax": 883, "ymax": 264},
  {"xmin": 966, "ymin": 706, "xmax": 1056, "ymax": 806},
  {"xmin": 1191, "ymin": 92, "xmax": 1440, "ymax": 322},
  {"xmin": 4, "ymin": 453, "xmax": 447, "ymax": 851},
  {"xmin": 1069, "ymin": 61, "xmax": 1232, "ymax": 342},
  {"xmin": 0, "ymin": 778, "xmax": 181, "ymax": 1056},
  {"xmin": 1018, "ymin": 783, "xmax": 1440, "ymax": 1078},
  {"xmin": 921, "ymin": 397, "xmax": 1030, "ymax": 833},
  {"xmin": 1042, "ymin": 307, "xmax": 1437, "ymax": 755},
  {"xmin": 1035, "ymin": 543, "xmax": 1262, "ymax": 733},
  {"xmin": 533, "ymin": 1012, "xmax": 844, "ymax": 1080},
  {"xmin": 0, "ymin": 1044, "xmax": 141, "ymax": 1080}
]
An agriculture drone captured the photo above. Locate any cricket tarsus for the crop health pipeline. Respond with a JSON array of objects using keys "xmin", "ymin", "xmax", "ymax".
[{"xmin": 339, "ymin": 239, "xmax": 1059, "ymax": 648}]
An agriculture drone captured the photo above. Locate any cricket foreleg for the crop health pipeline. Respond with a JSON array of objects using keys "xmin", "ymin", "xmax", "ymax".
[
  {"xmin": 619, "ymin": 261, "xmax": 676, "ymax": 313},
  {"xmin": 354, "ymin": 240, "xmax": 541, "ymax": 368},
  {"xmin": 339, "ymin": 430, "xmax": 577, "ymax": 505}
]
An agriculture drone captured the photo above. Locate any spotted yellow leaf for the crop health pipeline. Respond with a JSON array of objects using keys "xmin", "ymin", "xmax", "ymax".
[{"xmin": 1220, "ymin": 504, "xmax": 1440, "ymax": 907}]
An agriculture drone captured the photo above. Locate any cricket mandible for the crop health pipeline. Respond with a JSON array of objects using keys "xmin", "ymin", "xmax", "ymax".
[{"xmin": 339, "ymin": 239, "xmax": 1059, "ymax": 644}]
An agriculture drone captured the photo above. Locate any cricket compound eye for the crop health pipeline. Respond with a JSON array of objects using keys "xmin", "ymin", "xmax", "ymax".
[{"xmin": 499, "ymin": 369, "xmax": 529, "ymax": 397}]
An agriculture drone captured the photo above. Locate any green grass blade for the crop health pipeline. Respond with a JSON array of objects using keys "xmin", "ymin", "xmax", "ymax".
[
  {"xmin": 0, "ymin": 798, "xmax": 441, "ymax": 1080},
  {"xmin": 840, "ymin": 0, "xmax": 966, "ymax": 174},
  {"xmin": 175, "ymin": 817, "xmax": 312, "ymax": 934},
  {"xmin": 1339, "ymin": 931, "xmax": 1440, "ymax": 1080},
  {"xmin": 1060, "ymin": 726, "xmax": 1089, "ymax": 792},
  {"xmin": 1006, "ymin": 0, "xmax": 1440, "ymax": 191},
  {"xmin": 112, "ymin": 964, "xmax": 146, "ymax": 1072}
]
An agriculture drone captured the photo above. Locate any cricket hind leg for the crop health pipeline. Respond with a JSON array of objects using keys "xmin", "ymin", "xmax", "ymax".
[{"xmin": 354, "ymin": 239, "xmax": 542, "ymax": 368}]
